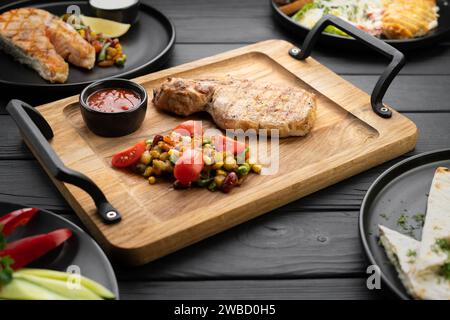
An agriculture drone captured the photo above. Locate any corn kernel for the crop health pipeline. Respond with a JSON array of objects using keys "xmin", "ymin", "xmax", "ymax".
[
  {"xmin": 216, "ymin": 169, "xmax": 227, "ymax": 176},
  {"xmin": 212, "ymin": 161, "xmax": 223, "ymax": 170},
  {"xmin": 143, "ymin": 166, "xmax": 152, "ymax": 177},
  {"xmin": 148, "ymin": 176, "xmax": 156, "ymax": 184},
  {"xmin": 214, "ymin": 175, "xmax": 225, "ymax": 187},
  {"xmin": 150, "ymin": 150, "xmax": 160, "ymax": 159},
  {"xmin": 160, "ymin": 152, "xmax": 169, "ymax": 161},
  {"xmin": 140, "ymin": 151, "xmax": 152, "ymax": 165},
  {"xmin": 203, "ymin": 155, "xmax": 213, "ymax": 166},
  {"xmin": 252, "ymin": 164, "xmax": 262, "ymax": 174}
]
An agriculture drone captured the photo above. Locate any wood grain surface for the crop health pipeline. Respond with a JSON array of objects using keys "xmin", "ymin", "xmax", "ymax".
[
  {"xmin": 29, "ymin": 40, "xmax": 416, "ymax": 265},
  {"xmin": 0, "ymin": 0, "xmax": 449, "ymax": 299}
]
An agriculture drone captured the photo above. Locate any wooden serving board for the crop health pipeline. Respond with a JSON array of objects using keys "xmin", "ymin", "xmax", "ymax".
[{"xmin": 34, "ymin": 40, "xmax": 417, "ymax": 265}]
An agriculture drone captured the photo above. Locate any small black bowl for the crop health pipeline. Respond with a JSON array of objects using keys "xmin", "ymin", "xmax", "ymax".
[
  {"xmin": 89, "ymin": 0, "xmax": 140, "ymax": 24},
  {"xmin": 79, "ymin": 78, "xmax": 147, "ymax": 137}
]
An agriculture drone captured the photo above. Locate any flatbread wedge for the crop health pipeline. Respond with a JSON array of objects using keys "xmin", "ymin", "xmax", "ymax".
[
  {"xmin": 379, "ymin": 225, "xmax": 450, "ymax": 300},
  {"xmin": 415, "ymin": 167, "xmax": 450, "ymax": 274}
]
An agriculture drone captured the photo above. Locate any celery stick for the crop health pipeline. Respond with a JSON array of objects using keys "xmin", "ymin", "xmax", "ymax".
[
  {"xmin": 16, "ymin": 268, "xmax": 115, "ymax": 299},
  {"xmin": 0, "ymin": 278, "xmax": 67, "ymax": 300},
  {"xmin": 14, "ymin": 273, "xmax": 102, "ymax": 300}
]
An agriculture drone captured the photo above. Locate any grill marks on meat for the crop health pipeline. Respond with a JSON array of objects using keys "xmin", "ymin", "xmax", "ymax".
[
  {"xmin": 153, "ymin": 77, "xmax": 317, "ymax": 137},
  {"xmin": 0, "ymin": 8, "xmax": 95, "ymax": 83}
]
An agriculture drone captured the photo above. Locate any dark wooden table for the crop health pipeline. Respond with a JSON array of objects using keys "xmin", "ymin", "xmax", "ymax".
[{"xmin": 1, "ymin": 0, "xmax": 450, "ymax": 300}]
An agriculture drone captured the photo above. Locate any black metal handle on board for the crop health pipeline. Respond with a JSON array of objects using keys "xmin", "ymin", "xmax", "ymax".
[
  {"xmin": 289, "ymin": 14, "xmax": 405, "ymax": 118},
  {"xmin": 6, "ymin": 99, "xmax": 121, "ymax": 224}
]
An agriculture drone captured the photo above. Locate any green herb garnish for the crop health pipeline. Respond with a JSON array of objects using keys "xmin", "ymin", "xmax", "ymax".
[
  {"xmin": 407, "ymin": 249, "xmax": 417, "ymax": 257},
  {"xmin": 439, "ymin": 263, "xmax": 450, "ymax": 281},
  {"xmin": 412, "ymin": 214, "xmax": 425, "ymax": 227},
  {"xmin": 436, "ymin": 238, "xmax": 450, "ymax": 252},
  {"xmin": 397, "ymin": 214, "xmax": 408, "ymax": 230},
  {"xmin": 0, "ymin": 256, "xmax": 14, "ymax": 286}
]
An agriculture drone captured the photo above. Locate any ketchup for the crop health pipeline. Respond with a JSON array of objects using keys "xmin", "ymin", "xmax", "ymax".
[{"xmin": 87, "ymin": 88, "xmax": 141, "ymax": 113}]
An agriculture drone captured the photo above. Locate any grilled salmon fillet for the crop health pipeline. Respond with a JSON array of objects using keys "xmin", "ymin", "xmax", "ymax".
[
  {"xmin": 153, "ymin": 77, "xmax": 317, "ymax": 137},
  {"xmin": 0, "ymin": 8, "xmax": 95, "ymax": 83}
]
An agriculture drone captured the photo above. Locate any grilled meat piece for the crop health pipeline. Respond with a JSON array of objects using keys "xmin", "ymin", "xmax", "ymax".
[
  {"xmin": 0, "ymin": 8, "xmax": 95, "ymax": 83},
  {"xmin": 152, "ymin": 77, "xmax": 217, "ymax": 116},
  {"xmin": 153, "ymin": 77, "xmax": 317, "ymax": 137}
]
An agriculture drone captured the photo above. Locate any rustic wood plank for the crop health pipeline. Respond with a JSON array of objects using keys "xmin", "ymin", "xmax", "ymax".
[
  {"xmin": 7, "ymin": 40, "xmax": 420, "ymax": 265},
  {"xmin": 1, "ymin": 43, "xmax": 450, "ymax": 110},
  {"xmin": 167, "ymin": 44, "xmax": 450, "ymax": 76},
  {"xmin": 114, "ymin": 210, "xmax": 364, "ymax": 280},
  {"xmin": 0, "ymin": 112, "xmax": 448, "ymax": 210},
  {"xmin": 2, "ymin": 77, "xmax": 450, "ymax": 159},
  {"xmin": 0, "ymin": 111, "xmax": 447, "ymax": 280},
  {"xmin": 342, "ymin": 76, "xmax": 450, "ymax": 112},
  {"xmin": 118, "ymin": 278, "xmax": 388, "ymax": 300}
]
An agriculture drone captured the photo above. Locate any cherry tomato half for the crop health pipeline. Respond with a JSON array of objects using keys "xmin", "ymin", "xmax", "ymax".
[
  {"xmin": 174, "ymin": 149, "xmax": 204, "ymax": 184},
  {"xmin": 112, "ymin": 141, "xmax": 146, "ymax": 168},
  {"xmin": 213, "ymin": 135, "xmax": 247, "ymax": 155},
  {"xmin": 173, "ymin": 120, "xmax": 203, "ymax": 137}
]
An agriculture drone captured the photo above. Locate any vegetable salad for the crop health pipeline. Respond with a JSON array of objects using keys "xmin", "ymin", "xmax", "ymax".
[
  {"xmin": 293, "ymin": 0, "xmax": 383, "ymax": 37},
  {"xmin": 62, "ymin": 14, "xmax": 127, "ymax": 67},
  {"xmin": 112, "ymin": 121, "xmax": 262, "ymax": 193}
]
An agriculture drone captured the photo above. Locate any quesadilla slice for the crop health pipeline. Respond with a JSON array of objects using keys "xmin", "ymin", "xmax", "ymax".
[
  {"xmin": 379, "ymin": 225, "xmax": 450, "ymax": 300},
  {"xmin": 415, "ymin": 167, "xmax": 450, "ymax": 274}
]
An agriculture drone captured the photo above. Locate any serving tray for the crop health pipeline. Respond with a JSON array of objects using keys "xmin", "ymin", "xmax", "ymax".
[{"xmin": 7, "ymin": 32, "xmax": 418, "ymax": 265}]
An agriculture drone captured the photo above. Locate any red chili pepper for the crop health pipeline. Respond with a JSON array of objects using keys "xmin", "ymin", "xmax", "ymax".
[
  {"xmin": 0, "ymin": 208, "xmax": 39, "ymax": 236},
  {"xmin": 0, "ymin": 228, "xmax": 72, "ymax": 270}
]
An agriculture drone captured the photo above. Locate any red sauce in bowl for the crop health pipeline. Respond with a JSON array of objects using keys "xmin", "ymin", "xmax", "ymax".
[{"xmin": 87, "ymin": 88, "xmax": 141, "ymax": 113}]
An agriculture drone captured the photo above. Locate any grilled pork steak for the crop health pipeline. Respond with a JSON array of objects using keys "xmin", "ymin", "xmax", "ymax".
[{"xmin": 153, "ymin": 77, "xmax": 317, "ymax": 137}]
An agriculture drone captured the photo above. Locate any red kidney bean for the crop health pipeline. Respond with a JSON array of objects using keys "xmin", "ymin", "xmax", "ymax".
[
  {"xmin": 221, "ymin": 172, "xmax": 238, "ymax": 193},
  {"xmin": 151, "ymin": 134, "xmax": 164, "ymax": 148}
]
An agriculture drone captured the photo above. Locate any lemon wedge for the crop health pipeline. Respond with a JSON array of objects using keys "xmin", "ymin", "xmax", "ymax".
[{"xmin": 80, "ymin": 15, "xmax": 130, "ymax": 38}]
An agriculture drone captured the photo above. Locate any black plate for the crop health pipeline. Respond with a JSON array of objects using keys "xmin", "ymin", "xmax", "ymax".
[
  {"xmin": 271, "ymin": 0, "xmax": 450, "ymax": 50},
  {"xmin": 0, "ymin": 0, "xmax": 175, "ymax": 95},
  {"xmin": 0, "ymin": 201, "xmax": 119, "ymax": 299},
  {"xmin": 359, "ymin": 149, "xmax": 450, "ymax": 300}
]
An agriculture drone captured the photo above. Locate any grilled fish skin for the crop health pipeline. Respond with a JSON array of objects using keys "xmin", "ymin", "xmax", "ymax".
[
  {"xmin": 0, "ymin": 8, "xmax": 95, "ymax": 83},
  {"xmin": 153, "ymin": 77, "xmax": 317, "ymax": 137}
]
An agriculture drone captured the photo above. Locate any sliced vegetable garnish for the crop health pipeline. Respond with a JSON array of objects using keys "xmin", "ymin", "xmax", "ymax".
[
  {"xmin": 173, "ymin": 120, "xmax": 203, "ymax": 137},
  {"xmin": 212, "ymin": 135, "xmax": 247, "ymax": 155},
  {"xmin": 17, "ymin": 268, "xmax": 115, "ymax": 299},
  {"xmin": 0, "ymin": 208, "xmax": 39, "ymax": 237},
  {"xmin": 174, "ymin": 148, "xmax": 204, "ymax": 185},
  {"xmin": 0, "ymin": 228, "xmax": 72, "ymax": 270},
  {"xmin": 112, "ymin": 141, "xmax": 146, "ymax": 168}
]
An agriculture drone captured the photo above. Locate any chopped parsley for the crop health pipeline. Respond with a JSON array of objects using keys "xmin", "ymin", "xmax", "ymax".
[
  {"xmin": 436, "ymin": 238, "xmax": 450, "ymax": 252},
  {"xmin": 434, "ymin": 239, "xmax": 450, "ymax": 281},
  {"xmin": 397, "ymin": 214, "xmax": 408, "ymax": 228},
  {"xmin": 406, "ymin": 249, "xmax": 417, "ymax": 263},
  {"xmin": 412, "ymin": 213, "xmax": 425, "ymax": 226},
  {"xmin": 406, "ymin": 249, "xmax": 417, "ymax": 257},
  {"xmin": 395, "ymin": 214, "xmax": 424, "ymax": 237},
  {"xmin": 439, "ymin": 263, "xmax": 450, "ymax": 281}
]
